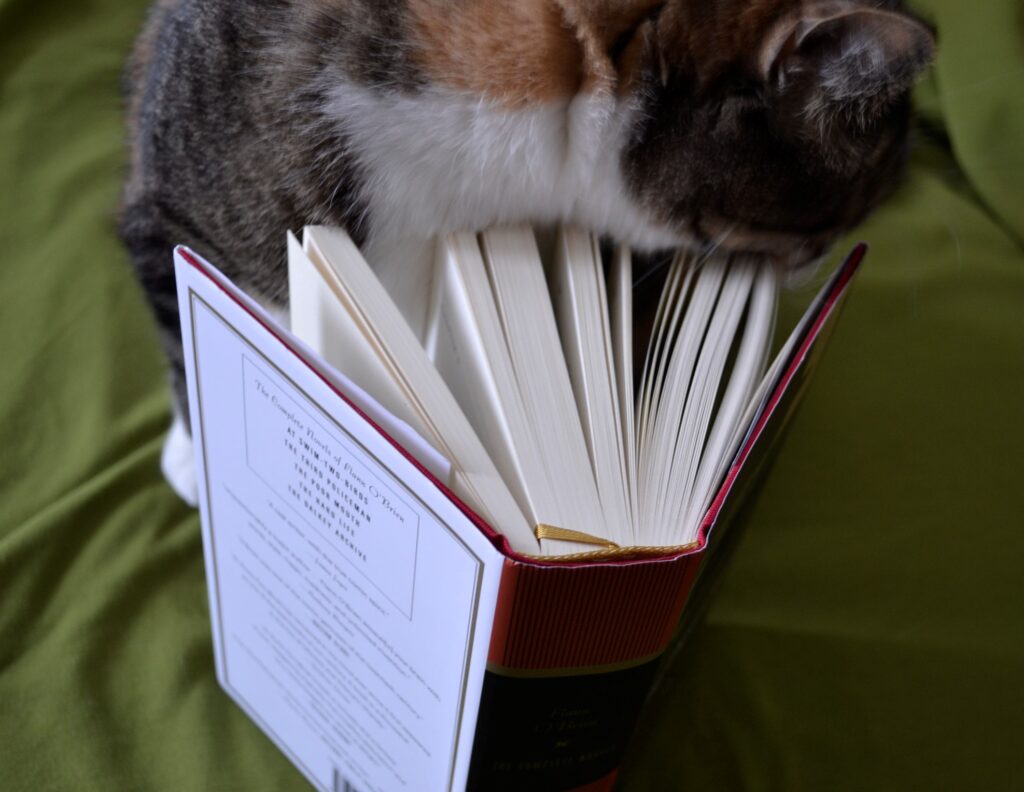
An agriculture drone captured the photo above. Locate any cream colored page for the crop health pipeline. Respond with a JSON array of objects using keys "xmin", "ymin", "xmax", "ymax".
[
  {"xmin": 289, "ymin": 232, "xmax": 422, "ymax": 434},
  {"xmin": 639, "ymin": 260, "xmax": 721, "ymax": 535},
  {"xmin": 550, "ymin": 228, "xmax": 632, "ymax": 542},
  {"xmin": 362, "ymin": 234, "xmax": 437, "ymax": 344},
  {"xmin": 609, "ymin": 245, "xmax": 639, "ymax": 532},
  {"xmin": 302, "ymin": 226, "xmax": 537, "ymax": 553},
  {"xmin": 441, "ymin": 231, "xmax": 596, "ymax": 555},
  {"xmin": 286, "ymin": 232, "xmax": 449, "ymax": 483},
  {"xmin": 429, "ymin": 236, "xmax": 543, "ymax": 525},
  {"xmin": 658, "ymin": 264, "xmax": 754, "ymax": 544},
  {"xmin": 636, "ymin": 259, "xmax": 691, "ymax": 482},
  {"xmin": 685, "ymin": 263, "xmax": 778, "ymax": 534},
  {"xmin": 481, "ymin": 227, "xmax": 611, "ymax": 551}
]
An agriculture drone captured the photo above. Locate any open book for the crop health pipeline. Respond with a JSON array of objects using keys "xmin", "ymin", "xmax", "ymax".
[
  {"xmin": 175, "ymin": 231, "xmax": 862, "ymax": 792},
  {"xmin": 290, "ymin": 225, "xmax": 786, "ymax": 558}
]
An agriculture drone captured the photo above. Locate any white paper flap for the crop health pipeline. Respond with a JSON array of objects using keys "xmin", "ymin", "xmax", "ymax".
[{"xmin": 175, "ymin": 247, "xmax": 502, "ymax": 792}]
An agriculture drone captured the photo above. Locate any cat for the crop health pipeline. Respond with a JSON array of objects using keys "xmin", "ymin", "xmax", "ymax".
[{"xmin": 119, "ymin": 0, "xmax": 934, "ymax": 501}]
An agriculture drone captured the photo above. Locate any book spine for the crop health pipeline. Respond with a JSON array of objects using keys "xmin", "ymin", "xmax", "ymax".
[{"xmin": 466, "ymin": 552, "xmax": 703, "ymax": 791}]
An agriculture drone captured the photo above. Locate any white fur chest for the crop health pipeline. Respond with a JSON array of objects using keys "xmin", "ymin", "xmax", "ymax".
[{"xmin": 324, "ymin": 82, "xmax": 682, "ymax": 251}]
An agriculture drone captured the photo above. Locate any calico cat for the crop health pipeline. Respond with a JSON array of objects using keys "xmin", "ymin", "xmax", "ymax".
[{"xmin": 119, "ymin": 0, "xmax": 934, "ymax": 497}]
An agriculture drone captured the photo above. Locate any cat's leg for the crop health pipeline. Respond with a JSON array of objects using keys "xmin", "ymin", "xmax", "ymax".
[
  {"xmin": 119, "ymin": 197, "xmax": 199, "ymax": 505},
  {"xmin": 161, "ymin": 408, "xmax": 198, "ymax": 506}
]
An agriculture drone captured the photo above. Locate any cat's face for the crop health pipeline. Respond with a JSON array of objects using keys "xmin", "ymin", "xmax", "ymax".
[{"xmin": 608, "ymin": 0, "xmax": 936, "ymax": 265}]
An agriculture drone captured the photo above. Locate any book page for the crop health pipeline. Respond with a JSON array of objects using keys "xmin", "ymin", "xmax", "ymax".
[
  {"xmin": 636, "ymin": 255, "xmax": 777, "ymax": 546},
  {"xmin": 637, "ymin": 257, "xmax": 720, "ymax": 540},
  {"xmin": 657, "ymin": 262, "xmax": 755, "ymax": 542},
  {"xmin": 362, "ymin": 234, "xmax": 438, "ymax": 345},
  {"xmin": 286, "ymin": 232, "xmax": 452, "ymax": 481},
  {"xmin": 301, "ymin": 226, "xmax": 536, "ymax": 554},
  {"xmin": 480, "ymin": 227, "xmax": 612, "ymax": 550},
  {"xmin": 549, "ymin": 227, "xmax": 632, "ymax": 541},
  {"xmin": 289, "ymin": 229, "xmax": 416, "ymax": 428},
  {"xmin": 176, "ymin": 248, "xmax": 503, "ymax": 792},
  {"xmin": 686, "ymin": 263, "xmax": 777, "ymax": 529},
  {"xmin": 608, "ymin": 245, "xmax": 639, "ymax": 531},
  {"xmin": 430, "ymin": 233, "xmax": 559, "ymax": 531}
]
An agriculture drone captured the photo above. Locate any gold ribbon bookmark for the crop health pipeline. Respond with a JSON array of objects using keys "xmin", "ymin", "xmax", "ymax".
[{"xmin": 534, "ymin": 524, "xmax": 620, "ymax": 549}]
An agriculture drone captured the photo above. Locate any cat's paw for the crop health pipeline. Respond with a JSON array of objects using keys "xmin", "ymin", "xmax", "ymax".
[{"xmin": 161, "ymin": 414, "xmax": 199, "ymax": 507}]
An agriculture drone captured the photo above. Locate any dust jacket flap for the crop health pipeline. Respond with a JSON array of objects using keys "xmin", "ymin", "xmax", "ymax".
[{"xmin": 175, "ymin": 247, "xmax": 504, "ymax": 792}]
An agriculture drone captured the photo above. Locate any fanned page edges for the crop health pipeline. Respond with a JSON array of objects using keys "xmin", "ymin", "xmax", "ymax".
[
  {"xmin": 176, "ymin": 242, "xmax": 864, "ymax": 568},
  {"xmin": 451, "ymin": 229, "xmax": 776, "ymax": 553},
  {"xmin": 696, "ymin": 242, "xmax": 867, "ymax": 549}
]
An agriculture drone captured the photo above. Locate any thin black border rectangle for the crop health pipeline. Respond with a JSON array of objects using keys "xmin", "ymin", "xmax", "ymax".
[{"xmin": 241, "ymin": 352, "xmax": 420, "ymax": 620}]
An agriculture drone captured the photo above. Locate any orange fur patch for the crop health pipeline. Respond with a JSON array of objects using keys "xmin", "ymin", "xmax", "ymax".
[
  {"xmin": 408, "ymin": 0, "xmax": 661, "ymax": 107},
  {"xmin": 410, "ymin": 0, "xmax": 582, "ymax": 106}
]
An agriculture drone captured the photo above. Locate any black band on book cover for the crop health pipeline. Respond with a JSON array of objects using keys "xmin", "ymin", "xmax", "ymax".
[{"xmin": 466, "ymin": 657, "xmax": 661, "ymax": 791}]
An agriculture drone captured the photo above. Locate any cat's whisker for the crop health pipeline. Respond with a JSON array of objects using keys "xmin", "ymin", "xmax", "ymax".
[
  {"xmin": 631, "ymin": 250, "xmax": 676, "ymax": 291},
  {"xmin": 700, "ymin": 223, "xmax": 737, "ymax": 264}
]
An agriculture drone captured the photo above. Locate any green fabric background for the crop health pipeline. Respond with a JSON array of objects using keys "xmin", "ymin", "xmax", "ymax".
[{"xmin": 1, "ymin": 1, "xmax": 1021, "ymax": 789}]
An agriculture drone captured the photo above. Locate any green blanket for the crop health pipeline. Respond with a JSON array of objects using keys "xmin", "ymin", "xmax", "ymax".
[{"xmin": 2, "ymin": 1, "xmax": 1021, "ymax": 789}]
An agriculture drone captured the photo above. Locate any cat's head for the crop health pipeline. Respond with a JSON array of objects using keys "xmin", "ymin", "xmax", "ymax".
[{"xmin": 570, "ymin": 0, "xmax": 936, "ymax": 265}]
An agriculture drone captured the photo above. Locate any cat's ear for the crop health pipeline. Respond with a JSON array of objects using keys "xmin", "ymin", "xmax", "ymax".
[{"xmin": 766, "ymin": 9, "xmax": 936, "ymax": 129}]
